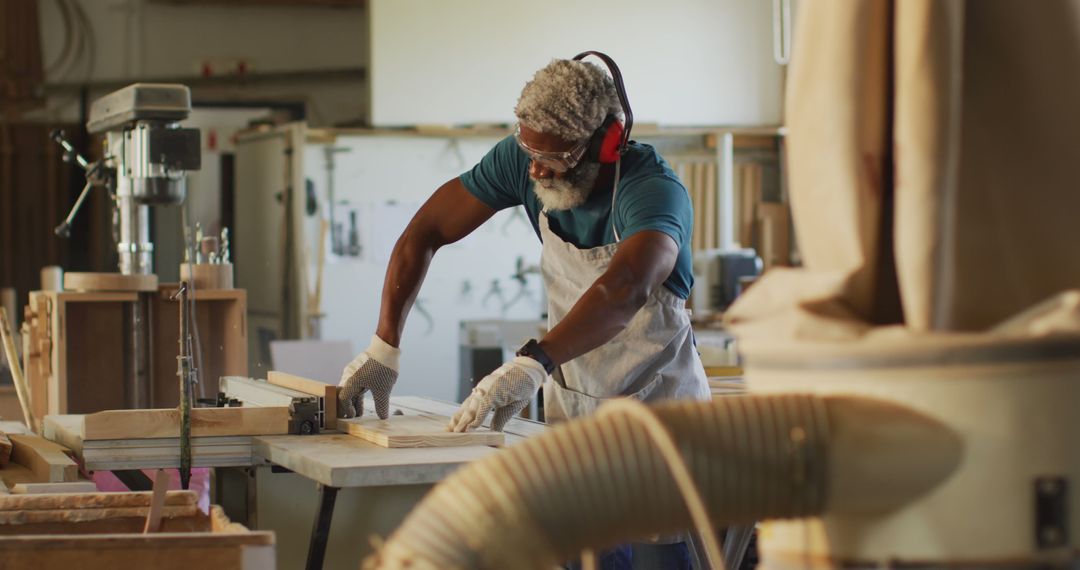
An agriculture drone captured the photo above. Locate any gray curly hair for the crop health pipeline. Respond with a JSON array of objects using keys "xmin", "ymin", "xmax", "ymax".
[{"xmin": 514, "ymin": 59, "xmax": 623, "ymax": 143}]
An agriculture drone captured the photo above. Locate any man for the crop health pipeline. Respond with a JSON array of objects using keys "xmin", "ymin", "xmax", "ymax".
[
  {"xmin": 338, "ymin": 54, "xmax": 709, "ymax": 432},
  {"xmin": 339, "ymin": 53, "xmax": 708, "ymax": 570}
]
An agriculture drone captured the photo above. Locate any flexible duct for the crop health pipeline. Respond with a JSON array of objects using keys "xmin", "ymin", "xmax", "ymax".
[{"xmin": 364, "ymin": 394, "xmax": 960, "ymax": 570}]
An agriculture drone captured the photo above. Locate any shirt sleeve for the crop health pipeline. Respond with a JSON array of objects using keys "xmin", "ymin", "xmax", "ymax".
[
  {"xmin": 459, "ymin": 135, "xmax": 528, "ymax": 211},
  {"xmin": 615, "ymin": 174, "xmax": 693, "ymax": 249}
]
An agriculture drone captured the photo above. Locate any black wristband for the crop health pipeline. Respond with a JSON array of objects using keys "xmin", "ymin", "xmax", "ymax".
[{"xmin": 516, "ymin": 339, "xmax": 556, "ymax": 375}]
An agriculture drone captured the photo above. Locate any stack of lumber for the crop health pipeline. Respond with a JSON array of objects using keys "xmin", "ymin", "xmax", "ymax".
[
  {"xmin": 0, "ymin": 494, "xmax": 275, "ymax": 568},
  {"xmin": 43, "ymin": 407, "xmax": 289, "ymax": 471},
  {"xmin": 0, "ymin": 490, "xmax": 200, "ymax": 534}
]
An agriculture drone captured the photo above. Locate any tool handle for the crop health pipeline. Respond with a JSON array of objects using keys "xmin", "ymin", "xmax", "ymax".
[
  {"xmin": 50, "ymin": 129, "xmax": 90, "ymax": 171},
  {"xmin": 55, "ymin": 179, "xmax": 96, "ymax": 238}
]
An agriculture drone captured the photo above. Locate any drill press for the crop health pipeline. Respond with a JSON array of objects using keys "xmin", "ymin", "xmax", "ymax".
[{"xmin": 51, "ymin": 84, "xmax": 201, "ymax": 410}]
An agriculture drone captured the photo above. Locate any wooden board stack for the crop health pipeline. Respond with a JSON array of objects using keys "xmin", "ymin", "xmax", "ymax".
[
  {"xmin": 43, "ymin": 407, "xmax": 289, "ymax": 471},
  {"xmin": 0, "ymin": 494, "xmax": 275, "ymax": 566}
]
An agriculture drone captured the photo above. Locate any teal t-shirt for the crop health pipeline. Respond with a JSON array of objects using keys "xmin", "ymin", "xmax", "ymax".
[{"xmin": 460, "ymin": 135, "xmax": 695, "ymax": 299}]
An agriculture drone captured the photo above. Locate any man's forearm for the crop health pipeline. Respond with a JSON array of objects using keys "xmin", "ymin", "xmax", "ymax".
[
  {"xmin": 369, "ymin": 178, "xmax": 498, "ymax": 348},
  {"xmin": 375, "ymin": 230, "xmax": 437, "ymax": 347},
  {"xmin": 538, "ymin": 277, "xmax": 648, "ymax": 366},
  {"xmin": 537, "ymin": 230, "xmax": 679, "ymax": 367}
]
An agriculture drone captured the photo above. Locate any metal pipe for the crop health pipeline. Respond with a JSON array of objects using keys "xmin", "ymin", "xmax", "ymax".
[{"xmin": 123, "ymin": 293, "xmax": 151, "ymax": 409}]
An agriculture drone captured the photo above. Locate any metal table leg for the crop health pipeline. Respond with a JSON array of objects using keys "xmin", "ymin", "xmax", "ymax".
[{"xmin": 306, "ymin": 484, "xmax": 340, "ymax": 570}]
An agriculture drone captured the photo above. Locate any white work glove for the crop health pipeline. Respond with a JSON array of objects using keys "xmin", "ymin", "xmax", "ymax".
[
  {"xmin": 338, "ymin": 335, "xmax": 401, "ymax": 419},
  {"xmin": 448, "ymin": 356, "xmax": 546, "ymax": 432}
]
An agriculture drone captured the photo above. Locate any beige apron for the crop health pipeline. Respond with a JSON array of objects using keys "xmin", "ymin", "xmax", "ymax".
[{"xmin": 539, "ymin": 168, "xmax": 710, "ymax": 423}]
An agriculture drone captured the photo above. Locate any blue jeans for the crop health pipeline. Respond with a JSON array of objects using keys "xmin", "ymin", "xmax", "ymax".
[{"xmin": 566, "ymin": 542, "xmax": 691, "ymax": 570}]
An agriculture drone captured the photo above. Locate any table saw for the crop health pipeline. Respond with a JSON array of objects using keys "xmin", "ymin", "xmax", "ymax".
[{"xmin": 41, "ymin": 394, "xmax": 544, "ymax": 570}]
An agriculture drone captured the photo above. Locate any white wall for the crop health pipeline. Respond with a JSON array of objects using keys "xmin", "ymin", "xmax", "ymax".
[
  {"xmin": 370, "ymin": 0, "xmax": 784, "ymax": 127},
  {"xmin": 36, "ymin": 0, "xmax": 367, "ymax": 126},
  {"xmin": 302, "ymin": 134, "xmax": 544, "ymax": 402}
]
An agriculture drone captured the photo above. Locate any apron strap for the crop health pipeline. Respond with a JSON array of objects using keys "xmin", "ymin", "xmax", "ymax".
[{"xmin": 611, "ymin": 157, "xmax": 622, "ymax": 243}]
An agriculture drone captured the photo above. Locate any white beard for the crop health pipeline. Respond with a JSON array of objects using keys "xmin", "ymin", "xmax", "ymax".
[{"xmin": 531, "ymin": 162, "xmax": 601, "ymax": 211}]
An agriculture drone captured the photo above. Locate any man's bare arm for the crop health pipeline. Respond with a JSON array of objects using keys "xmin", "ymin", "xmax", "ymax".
[
  {"xmin": 375, "ymin": 177, "xmax": 496, "ymax": 346},
  {"xmin": 538, "ymin": 230, "xmax": 679, "ymax": 365}
]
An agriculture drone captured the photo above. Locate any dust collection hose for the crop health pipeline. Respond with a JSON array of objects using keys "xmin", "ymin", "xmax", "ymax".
[{"xmin": 364, "ymin": 394, "xmax": 960, "ymax": 570}]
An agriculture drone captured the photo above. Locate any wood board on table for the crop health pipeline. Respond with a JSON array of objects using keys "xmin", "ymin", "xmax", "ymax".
[
  {"xmin": 389, "ymin": 396, "xmax": 545, "ymax": 440},
  {"xmin": 80, "ymin": 407, "xmax": 288, "ymax": 440},
  {"xmin": 340, "ymin": 414, "xmax": 504, "ymax": 448}
]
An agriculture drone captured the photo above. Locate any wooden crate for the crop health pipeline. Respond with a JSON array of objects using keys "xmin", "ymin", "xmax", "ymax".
[
  {"xmin": 23, "ymin": 291, "xmax": 138, "ymax": 427},
  {"xmin": 21, "ymin": 285, "xmax": 248, "ymax": 425}
]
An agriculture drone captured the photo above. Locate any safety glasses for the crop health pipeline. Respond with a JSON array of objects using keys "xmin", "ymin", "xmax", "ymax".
[{"xmin": 514, "ymin": 125, "xmax": 589, "ymax": 173}]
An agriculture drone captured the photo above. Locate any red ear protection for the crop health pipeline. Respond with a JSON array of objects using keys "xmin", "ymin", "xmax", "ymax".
[
  {"xmin": 587, "ymin": 114, "xmax": 625, "ymax": 164},
  {"xmin": 573, "ymin": 51, "xmax": 634, "ymax": 163}
]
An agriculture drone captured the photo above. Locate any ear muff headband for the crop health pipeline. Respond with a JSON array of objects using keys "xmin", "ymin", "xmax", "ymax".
[{"xmin": 573, "ymin": 50, "xmax": 634, "ymax": 161}]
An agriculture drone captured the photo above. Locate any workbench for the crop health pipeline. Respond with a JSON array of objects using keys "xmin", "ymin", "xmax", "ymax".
[{"xmin": 250, "ymin": 396, "xmax": 543, "ymax": 569}]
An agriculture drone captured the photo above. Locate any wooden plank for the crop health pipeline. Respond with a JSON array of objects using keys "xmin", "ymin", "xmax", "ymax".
[
  {"xmin": 758, "ymin": 202, "xmax": 791, "ymax": 269},
  {"xmin": 704, "ymin": 161, "xmax": 718, "ymax": 249},
  {"xmin": 143, "ymin": 469, "xmax": 171, "ymax": 533},
  {"xmin": 81, "ymin": 407, "xmax": 289, "ymax": 440},
  {"xmin": 10, "ymin": 481, "xmax": 98, "ymax": 494},
  {"xmin": 389, "ymin": 396, "xmax": 546, "ymax": 440},
  {"xmin": 0, "ymin": 515, "xmax": 207, "ymax": 536},
  {"xmin": 0, "ymin": 532, "xmax": 275, "ymax": 569},
  {"xmin": 8, "ymin": 433, "xmax": 77, "ymax": 482},
  {"xmin": 341, "ymin": 414, "xmax": 503, "ymax": 448},
  {"xmin": 0, "ymin": 490, "xmax": 196, "ymax": 511},
  {"xmin": 251, "ymin": 433, "xmax": 499, "ymax": 487},
  {"xmin": 41, "ymin": 414, "xmax": 83, "ymax": 454},
  {"xmin": 0, "ymin": 505, "xmax": 197, "ymax": 525},
  {"xmin": 267, "ymin": 370, "xmax": 335, "ymax": 398},
  {"xmin": 63, "ymin": 272, "xmax": 158, "ymax": 292},
  {"xmin": 268, "ymin": 370, "xmax": 337, "ymax": 430}
]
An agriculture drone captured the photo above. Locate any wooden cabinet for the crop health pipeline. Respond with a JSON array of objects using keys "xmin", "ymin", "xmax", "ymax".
[{"xmin": 21, "ymin": 285, "xmax": 247, "ymax": 430}]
